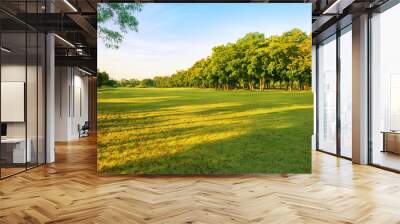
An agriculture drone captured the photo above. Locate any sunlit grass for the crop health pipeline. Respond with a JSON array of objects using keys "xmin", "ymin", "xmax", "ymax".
[{"xmin": 97, "ymin": 88, "xmax": 313, "ymax": 174}]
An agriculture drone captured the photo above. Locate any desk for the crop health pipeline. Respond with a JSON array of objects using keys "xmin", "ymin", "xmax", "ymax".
[
  {"xmin": 382, "ymin": 131, "xmax": 400, "ymax": 154},
  {"xmin": 1, "ymin": 138, "xmax": 31, "ymax": 163}
]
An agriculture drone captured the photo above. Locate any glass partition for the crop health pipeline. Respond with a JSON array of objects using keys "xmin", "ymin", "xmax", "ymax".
[
  {"xmin": 38, "ymin": 32, "xmax": 45, "ymax": 165},
  {"xmin": 339, "ymin": 26, "xmax": 352, "ymax": 158},
  {"xmin": 370, "ymin": 3, "xmax": 400, "ymax": 171},
  {"xmin": 27, "ymin": 31, "xmax": 38, "ymax": 169},
  {"xmin": 0, "ymin": 2, "xmax": 46, "ymax": 179},
  {"xmin": 1, "ymin": 31, "xmax": 28, "ymax": 177},
  {"xmin": 317, "ymin": 35, "xmax": 337, "ymax": 154}
]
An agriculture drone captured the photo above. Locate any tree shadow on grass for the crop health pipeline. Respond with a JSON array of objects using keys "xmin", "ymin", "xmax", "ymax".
[
  {"xmin": 98, "ymin": 107, "xmax": 312, "ymax": 175},
  {"xmin": 97, "ymin": 88, "xmax": 310, "ymax": 115},
  {"xmin": 97, "ymin": 104, "xmax": 311, "ymax": 149},
  {"xmin": 97, "ymin": 104, "xmax": 247, "ymax": 133},
  {"xmin": 98, "ymin": 100, "xmax": 311, "ymax": 135}
]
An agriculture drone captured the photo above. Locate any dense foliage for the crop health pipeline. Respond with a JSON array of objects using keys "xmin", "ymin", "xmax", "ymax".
[
  {"xmin": 98, "ymin": 29, "xmax": 311, "ymax": 91},
  {"xmin": 154, "ymin": 29, "xmax": 311, "ymax": 91},
  {"xmin": 97, "ymin": 70, "xmax": 119, "ymax": 87},
  {"xmin": 97, "ymin": 70, "xmax": 155, "ymax": 88},
  {"xmin": 98, "ymin": 3, "xmax": 142, "ymax": 49}
]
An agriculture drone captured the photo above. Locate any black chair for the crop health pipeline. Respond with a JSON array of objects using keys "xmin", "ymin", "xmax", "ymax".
[{"xmin": 79, "ymin": 121, "xmax": 90, "ymax": 138}]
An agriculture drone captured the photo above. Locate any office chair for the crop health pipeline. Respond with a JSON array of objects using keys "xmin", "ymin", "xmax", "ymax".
[{"xmin": 79, "ymin": 121, "xmax": 90, "ymax": 138}]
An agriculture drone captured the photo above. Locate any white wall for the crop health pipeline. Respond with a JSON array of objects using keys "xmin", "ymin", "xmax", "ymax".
[
  {"xmin": 55, "ymin": 67, "xmax": 70, "ymax": 141},
  {"xmin": 72, "ymin": 72, "xmax": 89, "ymax": 138},
  {"xmin": 1, "ymin": 65, "xmax": 26, "ymax": 139},
  {"xmin": 1, "ymin": 65, "xmax": 41, "ymax": 138},
  {"xmin": 1, "ymin": 65, "xmax": 26, "ymax": 81},
  {"xmin": 1, "ymin": 63, "xmax": 46, "ymax": 164},
  {"xmin": 1, "ymin": 82, "xmax": 25, "ymax": 122},
  {"xmin": 55, "ymin": 67, "xmax": 89, "ymax": 141}
]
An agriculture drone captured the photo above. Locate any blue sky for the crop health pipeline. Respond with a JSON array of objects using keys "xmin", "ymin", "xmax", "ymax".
[{"xmin": 98, "ymin": 3, "xmax": 311, "ymax": 80}]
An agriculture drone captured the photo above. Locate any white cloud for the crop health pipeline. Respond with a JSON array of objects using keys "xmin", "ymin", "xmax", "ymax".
[{"xmin": 98, "ymin": 37, "xmax": 213, "ymax": 80}]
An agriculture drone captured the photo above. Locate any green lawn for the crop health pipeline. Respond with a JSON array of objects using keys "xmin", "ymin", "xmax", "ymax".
[{"xmin": 97, "ymin": 88, "xmax": 313, "ymax": 174}]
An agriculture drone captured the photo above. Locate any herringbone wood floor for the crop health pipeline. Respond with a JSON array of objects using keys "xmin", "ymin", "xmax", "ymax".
[{"xmin": 1, "ymin": 136, "xmax": 400, "ymax": 224}]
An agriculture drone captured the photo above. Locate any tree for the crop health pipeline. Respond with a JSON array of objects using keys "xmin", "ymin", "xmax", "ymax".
[
  {"xmin": 267, "ymin": 35, "xmax": 287, "ymax": 89},
  {"xmin": 297, "ymin": 34, "xmax": 312, "ymax": 90},
  {"xmin": 238, "ymin": 32, "xmax": 266, "ymax": 90},
  {"xmin": 281, "ymin": 29, "xmax": 308, "ymax": 90},
  {"xmin": 140, "ymin": 79, "xmax": 155, "ymax": 88},
  {"xmin": 210, "ymin": 45, "xmax": 229, "ymax": 90},
  {"xmin": 119, "ymin": 78, "xmax": 140, "ymax": 87},
  {"xmin": 97, "ymin": 3, "xmax": 142, "ymax": 49},
  {"xmin": 255, "ymin": 47, "xmax": 270, "ymax": 91},
  {"xmin": 107, "ymin": 79, "xmax": 119, "ymax": 87},
  {"xmin": 97, "ymin": 70, "xmax": 110, "ymax": 87},
  {"xmin": 136, "ymin": 29, "xmax": 311, "ymax": 91}
]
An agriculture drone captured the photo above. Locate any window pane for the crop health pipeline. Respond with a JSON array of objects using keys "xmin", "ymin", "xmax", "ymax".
[
  {"xmin": 27, "ymin": 31, "xmax": 38, "ymax": 169},
  {"xmin": 1, "ymin": 31, "xmax": 27, "ymax": 177},
  {"xmin": 371, "ymin": 3, "xmax": 400, "ymax": 171},
  {"xmin": 318, "ymin": 35, "xmax": 337, "ymax": 154},
  {"xmin": 38, "ymin": 33, "xmax": 45, "ymax": 165},
  {"xmin": 340, "ymin": 27, "xmax": 352, "ymax": 158}
]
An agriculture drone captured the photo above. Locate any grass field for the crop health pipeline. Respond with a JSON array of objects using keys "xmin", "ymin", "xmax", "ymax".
[{"xmin": 97, "ymin": 88, "xmax": 313, "ymax": 174}]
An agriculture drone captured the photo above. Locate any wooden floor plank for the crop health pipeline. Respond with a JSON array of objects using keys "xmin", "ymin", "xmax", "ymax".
[{"xmin": 0, "ymin": 136, "xmax": 400, "ymax": 223}]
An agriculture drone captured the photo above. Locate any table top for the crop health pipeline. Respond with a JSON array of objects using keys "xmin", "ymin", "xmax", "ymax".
[
  {"xmin": 381, "ymin": 131, "xmax": 400, "ymax": 134},
  {"xmin": 1, "ymin": 138, "xmax": 30, "ymax": 143}
]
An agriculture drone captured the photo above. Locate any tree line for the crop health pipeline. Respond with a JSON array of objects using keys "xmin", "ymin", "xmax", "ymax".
[
  {"xmin": 97, "ymin": 71, "xmax": 155, "ymax": 88},
  {"xmin": 98, "ymin": 28, "xmax": 311, "ymax": 91}
]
